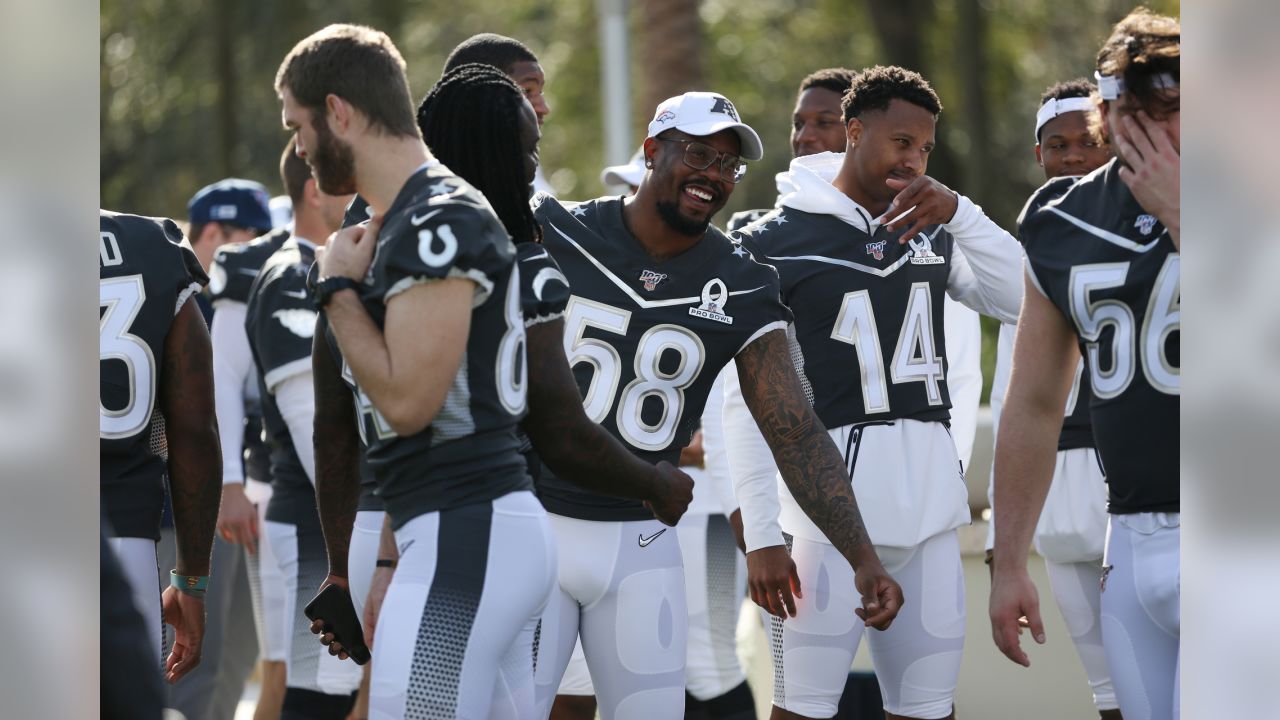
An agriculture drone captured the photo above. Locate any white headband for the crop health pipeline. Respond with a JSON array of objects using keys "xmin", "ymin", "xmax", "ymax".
[
  {"xmin": 1034, "ymin": 97, "xmax": 1096, "ymax": 141},
  {"xmin": 1095, "ymin": 71, "xmax": 1179, "ymax": 100}
]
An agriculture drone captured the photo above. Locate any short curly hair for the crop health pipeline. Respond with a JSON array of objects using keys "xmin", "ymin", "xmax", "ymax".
[{"xmin": 841, "ymin": 65, "xmax": 941, "ymax": 123}]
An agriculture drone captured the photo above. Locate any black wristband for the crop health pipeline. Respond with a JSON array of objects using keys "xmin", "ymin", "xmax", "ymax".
[
  {"xmin": 314, "ymin": 276, "xmax": 361, "ymax": 309},
  {"xmin": 376, "ymin": 559, "xmax": 396, "ymax": 568}
]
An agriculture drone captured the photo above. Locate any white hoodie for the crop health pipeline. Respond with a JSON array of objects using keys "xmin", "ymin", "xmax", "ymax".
[{"xmin": 724, "ymin": 152, "xmax": 1024, "ymax": 552}]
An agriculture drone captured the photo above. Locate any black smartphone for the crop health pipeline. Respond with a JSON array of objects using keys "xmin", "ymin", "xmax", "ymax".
[{"xmin": 303, "ymin": 584, "xmax": 371, "ymax": 665}]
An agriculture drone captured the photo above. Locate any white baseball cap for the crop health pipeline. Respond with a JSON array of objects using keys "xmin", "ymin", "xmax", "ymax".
[
  {"xmin": 646, "ymin": 91, "xmax": 764, "ymax": 161},
  {"xmin": 600, "ymin": 148, "xmax": 647, "ymax": 188}
]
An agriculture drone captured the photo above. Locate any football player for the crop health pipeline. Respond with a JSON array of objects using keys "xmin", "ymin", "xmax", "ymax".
[
  {"xmin": 245, "ymin": 141, "xmax": 358, "ymax": 718},
  {"xmin": 204, "ymin": 154, "xmax": 299, "ymax": 720},
  {"xmin": 598, "ymin": 140, "xmax": 753, "ymax": 719},
  {"xmin": 727, "ymin": 66, "xmax": 984, "ymax": 477},
  {"xmin": 531, "ymin": 90, "xmax": 902, "ymax": 720},
  {"xmin": 170, "ymin": 177, "xmax": 276, "ymax": 720},
  {"xmin": 983, "ymin": 78, "xmax": 1118, "ymax": 719},
  {"xmin": 725, "ymin": 66, "xmax": 1024, "ymax": 720},
  {"xmin": 444, "ymin": 33, "xmax": 556, "ymax": 196},
  {"xmin": 276, "ymin": 25, "xmax": 558, "ymax": 719},
  {"xmin": 989, "ymin": 9, "xmax": 1180, "ymax": 720},
  {"xmin": 99, "ymin": 210, "xmax": 221, "ymax": 684}
]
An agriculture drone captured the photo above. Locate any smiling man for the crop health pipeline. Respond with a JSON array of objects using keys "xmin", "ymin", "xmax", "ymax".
[
  {"xmin": 726, "ymin": 67, "xmax": 1024, "ymax": 720},
  {"xmin": 530, "ymin": 91, "xmax": 902, "ymax": 720}
]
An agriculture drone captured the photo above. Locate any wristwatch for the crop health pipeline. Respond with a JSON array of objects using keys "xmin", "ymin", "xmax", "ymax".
[{"xmin": 313, "ymin": 276, "xmax": 362, "ymax": 309}]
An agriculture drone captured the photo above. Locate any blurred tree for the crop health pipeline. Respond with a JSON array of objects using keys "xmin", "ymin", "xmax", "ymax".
[{"xmin": 637, "ymin": 0, "xmax": 706, "ymax": 115}]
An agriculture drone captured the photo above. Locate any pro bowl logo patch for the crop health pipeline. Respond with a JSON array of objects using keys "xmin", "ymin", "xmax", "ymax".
[
  {"xmin": 866, "ymin": 240, "xmax": 887, "ymax": 261},
  {"xmin": 908, "ymin": 235, "xmax": 945, "ymax": 265},
  {"xmin": 639, "ymin": 269, "xmax": 668, "ymax": 292},
  {"xmin": 689, "ymin": 278, "xmax": 733, "ymax": 325}
]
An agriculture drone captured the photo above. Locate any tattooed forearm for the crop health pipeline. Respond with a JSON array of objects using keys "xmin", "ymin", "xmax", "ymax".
[
  {"xmin": 162, "ymin": 300, "xmax": 222, "ymax": 577},
  {"xmin": 312, "ymin": 320, "xmax": 362, "ymax": 577},
  {"xmin": 521, "ymin": 319, "xmax": 665, "ymax": 501},
  {"xmin": 735, "ymin": 329, "xmax": 876, "ymax": 567}
]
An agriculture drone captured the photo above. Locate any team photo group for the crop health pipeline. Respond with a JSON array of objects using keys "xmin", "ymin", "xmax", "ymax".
[{"xmin": 100, "ymin": 5, "xmax": 1180, "ymax": 720}]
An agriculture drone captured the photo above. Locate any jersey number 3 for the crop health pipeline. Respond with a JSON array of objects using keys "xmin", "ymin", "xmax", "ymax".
[{"xmin": 100, "ymin": 275, "xmax": 156, "ymax": 438}]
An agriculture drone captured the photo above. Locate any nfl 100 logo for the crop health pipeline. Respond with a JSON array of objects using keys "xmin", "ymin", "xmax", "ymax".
[
  {"xmin": 639, "ymin": 269, "xmax": 668, "ymax": 291},
  {"xmin": 866, "ymin": 240, "xmax": 887, "ymax": 260}
]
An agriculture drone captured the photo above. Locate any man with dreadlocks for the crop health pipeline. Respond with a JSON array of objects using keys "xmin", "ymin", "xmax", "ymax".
[{"xmin": 991, "ymin": 8, "xmax": 1180, "ymax": 720}]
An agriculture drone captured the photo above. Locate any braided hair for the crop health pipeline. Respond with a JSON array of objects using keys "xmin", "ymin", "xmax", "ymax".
[{"xmin": 418, "ymin": 62, "xmax": 542, "ymax": 245}]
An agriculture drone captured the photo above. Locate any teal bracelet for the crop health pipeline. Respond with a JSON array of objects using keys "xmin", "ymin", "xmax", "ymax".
[{"xmin": 170, "ymin": 570, "xmax": 210, "ymax": 598}]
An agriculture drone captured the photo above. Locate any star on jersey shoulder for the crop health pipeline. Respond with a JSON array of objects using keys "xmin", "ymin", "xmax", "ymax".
[
  {"xmin": 769, "ymin": 214, "xmax": 789, "ymax": 226},
  {"xmin": 570, "ymin": 205, "xmax": 589, "ymax": 218},
  {"xmin": 731, "ymin": 244, "xmax": 749, "ymax": 258},
  {"xmin": 428, "ymin": 180, "xmax": 455, "ymax": 196}
]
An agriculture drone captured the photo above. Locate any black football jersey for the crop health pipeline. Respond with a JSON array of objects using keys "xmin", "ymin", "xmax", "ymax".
[
  {"xmin": 534, "ymin": 195, "xmax": 790, "ymax": 521},
  {"xmin": 246, "ymin": 238, "xmax": 321, "ymax": 527},
  {"xmin": 100, "ymin": 210, "xmax": 208, "ymax": 539},
  {"xmin": 208, "ymin": 227, "xmax": 290, "ymax": 306},
  {"xmin": 332, "ymin": 164, "xmax": 531, "ymax": 529},
  {"xmin": 1058, "ymin": 363, "xmax": 1095, "ymax": 452},
  {"xmin": 1020, "ymin": 159, "xmax": 1179, "ymax": 513},
  {"xmin": 726, "ymin": 208, "xmax": 771, "ymax": 232},
  {"xmin": 732, "ymin": 206, "xmax": 959, "ymax": 430}
]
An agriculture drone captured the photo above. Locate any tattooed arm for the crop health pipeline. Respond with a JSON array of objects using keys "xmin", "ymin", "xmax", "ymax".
[
  {"xmin": 159, "ymin": 298, "xmax": 222, "ymax": 682},
  {"xmin": 521, "ymin": 319, "xmax": 693, "ymax": 526},
  {"xmin": 312, "ymin": 314, "xmax": 362, "ymax": 579},
  {"xmin": 735, "ymin": 329, "xmax": 902, "ymax": 629}
]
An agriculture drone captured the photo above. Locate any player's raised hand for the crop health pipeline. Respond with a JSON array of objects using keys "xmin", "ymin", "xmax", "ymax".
[
  {"xmin": 216, "ymin": 483, "xmax": 259, "ymax": 555},
  {"xmin": 1114, "ymin": 111, "xmax": 1179, "ymax": 246},
  {"xmin": 853, "ymin": 560, "xmax": 903, "ymax": 631},
  {"xmin": 989, "ymin": 566, "xmax": 1046, "ymax": 667},
  {"xmin": 879, "ymin": 175, "xmax": 960, "ymax": 243},
  {"xmin": 747, "ymin": 545, "xmax": 802, "ymax": 618},
  {"xmin": 318, "ymin": 214, "xmax": 383, "ymax": 281},
  {"xmin": 644, "ymin": 461, "xmax": 694, "ymax": 526}
]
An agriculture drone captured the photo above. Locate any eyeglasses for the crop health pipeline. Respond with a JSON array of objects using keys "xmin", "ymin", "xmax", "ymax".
[{"xmin": 657, "ymin": 138, "xmax": 748, "ymax": 183}]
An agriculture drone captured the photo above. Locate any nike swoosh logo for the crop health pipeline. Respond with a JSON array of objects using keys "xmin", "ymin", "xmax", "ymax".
[
  {"xmin": 411, "ymin": 209, "xmax": 444, "ymax": 226},
  {"xmin": 638, "ymin": 529, "xmax": 667, "ymax": 547},
  {"xmin": 282, "ymin": 289, "xmax": 309, "ymax": 299},
  {"xmin": 397, "ymin": 539, "xmax": 415, "ymax": 556}
]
